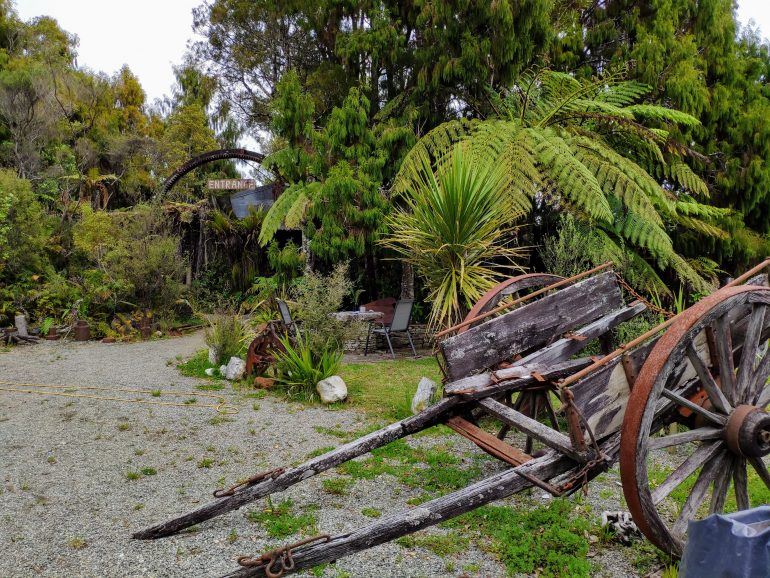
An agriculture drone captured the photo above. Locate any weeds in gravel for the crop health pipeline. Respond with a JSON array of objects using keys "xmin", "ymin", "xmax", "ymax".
[
  {"xmin": 306, "ymin": 446, "xmax": 335, "ymax": 459},
  {"xmin": 125, "ymin": 470, "xmax": 141, "ymax": 481},
  {"xmin": 227, "ymin": 529, "xmax": 238, "ymax": 543},
  {"xmin": 336, "ymin": 439, "xmax": 480, "ymax": 495},
  {"xmin": 361, "ymin": 507, "xmax": 381, "ymax": 518},
  {"xmin": 322, "ymin": 477, "xmax": 353, "ymax": 495},
  {"xmin": 247, "ymin": 498, "xmax": 317, "ymax": 538},
  {"xmin": 197, "ymin": 458, "xmax": 214, "ymax": 469},
  {"xmin": 140, "ymin": 467, "xmax": 157, "ymax": 476},
  {"xmin": 445, "ymin": 499, "xmax": 593, "ymax": 577},
  {"xmin": 117, "ymin": 423, "xmax": 131, "ymax": 431},
  {"xmin": 395, "ymin": 531, "xmax": 469, "ymax": 556},
  {"xmin": 68, "ymin": 537, "xmax": 87, "ymax": 549}
]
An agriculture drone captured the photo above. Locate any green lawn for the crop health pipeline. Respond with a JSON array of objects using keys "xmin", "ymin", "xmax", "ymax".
[{"xmin": 339, "ymin": 356, "xmax": 443, "ymax": 420}]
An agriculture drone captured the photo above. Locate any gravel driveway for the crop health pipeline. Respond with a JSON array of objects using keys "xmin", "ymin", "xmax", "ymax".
[{"xmin": 0, "ymin": 335, "xmax": 512, "ymax": 578}]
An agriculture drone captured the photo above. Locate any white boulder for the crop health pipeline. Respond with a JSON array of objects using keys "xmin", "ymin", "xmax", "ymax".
[
  {"xmin": 204, "ymin": 367, "xmax": 216, "ymax": 377},
  {"xmin": 224, "ymin": 356, "xmax": 246, "ymax": 381},
  {"xmin": 316, "ymin": 375, "xmax": 348, "ymax": 404},
  {"xmin": 411, "ymin": 377, "xmax": 438, "ymax": 414}
]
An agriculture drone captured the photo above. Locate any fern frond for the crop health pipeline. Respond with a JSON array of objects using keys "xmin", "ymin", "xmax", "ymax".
[
  {"xmin": 665, "ymin": 160, "xmax": 710, "ymax": 197},
  {"xmin": 625, "ymin": 104, "xmax": 701, "ymax": 128},
  {"xmin": 259, "ymin": 184, "xmax": 304, "ymax": 246},
  {"xmin": 595, "ymin": 81, "xmax": 651, "ymax": 106},
  {"xmin": 525, "ymin": 128, "xmax": 613, "ymax": 223},
  {"xmin": 675, "ymin": 215, "xmax": 729, "ymax": 239}
]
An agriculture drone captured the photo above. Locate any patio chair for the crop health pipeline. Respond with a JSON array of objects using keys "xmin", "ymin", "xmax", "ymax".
[
  {"xmin": 364, "ymin": 299, "xmax": 416, "ymax": 358},
  {"xmin": 276, "ymin": 299, "xmax": 296, "ymax": 334}
]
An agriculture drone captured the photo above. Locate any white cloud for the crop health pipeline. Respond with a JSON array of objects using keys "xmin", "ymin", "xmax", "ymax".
[{"xmin": 736, "ymin": 0, "xmax": 770, "ymax": 41}]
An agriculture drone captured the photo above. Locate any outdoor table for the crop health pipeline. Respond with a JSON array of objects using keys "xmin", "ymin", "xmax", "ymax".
[{"xmin": 332, "ymin": 310, "xmax": 384, "ymax": 323}]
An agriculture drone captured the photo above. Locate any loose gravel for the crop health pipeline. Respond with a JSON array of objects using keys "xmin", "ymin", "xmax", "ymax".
[{"xmin": 0, "ymin": 335, "xmax": 641, "ymax": 577}]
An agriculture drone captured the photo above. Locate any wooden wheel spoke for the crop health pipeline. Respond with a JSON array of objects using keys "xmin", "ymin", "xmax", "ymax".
[
  {"xmin": 734, "ymin": 458, "xmax": 750, "ymax": 510},
  {"xmin": 739, "ymin": 304, "xmax": 767, "ymax": 403},
  {"xmin": 648, "ymin": 427, "xmax": 723, "ymax": 451},
  {"xmin": 660, "ymin": 388, "xmax": 727, "ymax": 425},
  {"xmin": 686, "ymin": 343, "xmax": 731, "ymax": 414},
  {"xmin": 714, "ymin": 316, "xmax": 737, "ymax": 405},
  {"xmin": 752, "ymin": 352, "xmax": 770, "ymax": 406},
  {"xmin": 709, "ymin": 456, "xmax": 734, "ymax": 515},
  {"xmin": 672, "ymin": 451, "xmax": 727, "ymax": 537},
  {"xmin": 652, "ymin": 442, "xmax": 724, "ymax": 506},
  {"xmin": 748, "ymin": 457, "xmax": 770, "ymax": 490}
]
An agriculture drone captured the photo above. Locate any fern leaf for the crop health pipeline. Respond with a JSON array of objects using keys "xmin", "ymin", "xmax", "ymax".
[{"xmin": 625, "ymin": 104, "xmax": 701, "ymax": 128}]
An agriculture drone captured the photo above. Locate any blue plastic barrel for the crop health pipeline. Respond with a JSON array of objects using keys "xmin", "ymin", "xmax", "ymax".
[{"xmin": 679, "ymin": 506, "xmax": 770, "ymax": 577}]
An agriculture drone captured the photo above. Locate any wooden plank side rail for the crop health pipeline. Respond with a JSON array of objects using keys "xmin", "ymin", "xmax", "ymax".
[{"xmin": 439, "ymin": 271, "xmax": 625, "ymax": 380}]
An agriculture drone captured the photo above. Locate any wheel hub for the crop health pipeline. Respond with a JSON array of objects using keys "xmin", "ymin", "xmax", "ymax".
[{"xmin": 725, "ymin": 404, "xmax": 770, "ymax": 457}]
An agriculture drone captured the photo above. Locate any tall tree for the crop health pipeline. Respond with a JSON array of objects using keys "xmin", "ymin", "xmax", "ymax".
[{"xmin": 551, "ymin": 0, "xmax": 770, "ymax": 270}]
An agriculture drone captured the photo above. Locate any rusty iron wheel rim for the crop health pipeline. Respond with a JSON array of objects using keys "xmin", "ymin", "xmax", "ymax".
[
  {"xmin": 459, "ymin": 273, "xmax": 563, "ymax": 334},
  {"xmin": 620, "ymin": 285, "xmax": 770, "ymax": 557}
]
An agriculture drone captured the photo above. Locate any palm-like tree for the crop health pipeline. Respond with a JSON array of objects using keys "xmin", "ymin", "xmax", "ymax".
[
  {"xmin": 394, "ymin": 69, "xmax": 733, "ymax": 296},
  {"xmin": 383, "ymin": 147, "xmax": 526, "ymax": 330}
]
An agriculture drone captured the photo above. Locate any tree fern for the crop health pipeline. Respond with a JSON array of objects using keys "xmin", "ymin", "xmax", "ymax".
[{"xmin": 393, "ymin": 68, "xmax": 738, "ymax": 294}]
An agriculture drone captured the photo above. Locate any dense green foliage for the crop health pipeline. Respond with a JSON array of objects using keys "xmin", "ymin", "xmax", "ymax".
[
  {"xmin": 3, "ymin": 0, "xmax": 770, "ymax": 333},
  {"xmin": 397, "ymin": 69, "xmax": 734, "ymax": 297}
]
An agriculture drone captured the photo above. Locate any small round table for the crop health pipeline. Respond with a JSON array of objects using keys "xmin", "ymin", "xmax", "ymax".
[{"xmin": 332, "ymin": 310, "xmax": 384, "ymax": 323}]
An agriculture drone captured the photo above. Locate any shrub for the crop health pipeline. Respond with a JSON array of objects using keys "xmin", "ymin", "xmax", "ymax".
[
  {"xmin": 273, "ymin": 332, "xmax": 342, "ymax": 400},
  {"xmin": 205, "ymin": 314, "xmax": 247, "ymax": 364},
  {"xmin": 291, "ymin": 262, "xmax": 358, "ymax": 354}
]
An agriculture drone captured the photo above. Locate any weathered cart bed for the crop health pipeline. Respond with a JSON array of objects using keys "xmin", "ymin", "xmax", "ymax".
[{"xmin": 135, "ymin": 260, "xmax": 770, "ymax": 577}]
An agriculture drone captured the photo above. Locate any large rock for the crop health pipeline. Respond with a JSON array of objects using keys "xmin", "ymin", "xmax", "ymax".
[
  {"xmin": 224, "ymin": 356, "xmax": 246, "ymax": 381},
  {"xmin": 316, "ymin": 375, "xmax": 348, "ymax": 404},
  {"xmin": 411, "ymin": 377, "xmax": 438, "ymax": 414}
]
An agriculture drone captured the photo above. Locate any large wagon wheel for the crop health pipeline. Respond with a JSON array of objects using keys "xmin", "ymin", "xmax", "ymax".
[
  {"xmin": 620, "ymin": 285, "xmax": 770, "ymax": 556},
  {"xmin": 460, "ymin": 273, "xmax": 563, "ymax": 445}
]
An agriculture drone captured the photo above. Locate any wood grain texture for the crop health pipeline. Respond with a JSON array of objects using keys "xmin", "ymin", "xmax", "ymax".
[{"xmin": 440, "ymin": 272, "xmax": 624, "ymax": 380}]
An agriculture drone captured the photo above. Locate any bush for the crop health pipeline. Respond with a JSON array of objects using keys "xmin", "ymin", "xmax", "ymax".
[
  {"xmin": 72, "ymin": 204, "xmax": 185, "ymax": 317},
  {"xmin": 273, "ymin": 332, "xmax": 342, "ymax": 400},
  {"xmin": 291, "ymin": 262, "xmax": 358, "ymax": 354},
  {"xmin": 205, "ymin": 314, "xmax": 247, "ymax": 364}
]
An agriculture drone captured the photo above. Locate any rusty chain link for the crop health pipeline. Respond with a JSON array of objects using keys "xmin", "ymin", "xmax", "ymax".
[
  {"xmin": 237, "ymin": 534, "xmax": 331, "ymax": 577},
  {"xmin": 213, "ymin": 467, "xmax": 285, "ymax": 498},
  {"xmin": 613, "ymin": 272, "xmax": 675, "ymax": 320}
]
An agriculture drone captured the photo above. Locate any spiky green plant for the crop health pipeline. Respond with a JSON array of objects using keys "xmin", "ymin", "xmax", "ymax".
[
  {"xmin": 273, "ymin": 332, "xmax": 343, "ymax": 401},
  {"xmin": 395, "ymin": 68, "xmax": 735, "ymax": 296},
  {"xmin": 383, "ymin": 146, "xmax": 527, "ymax": 330}
]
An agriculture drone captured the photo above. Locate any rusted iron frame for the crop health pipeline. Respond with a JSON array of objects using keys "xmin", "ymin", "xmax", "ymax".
[{"xmin": 435, "ymin": 262, "xmax": 614, "ymax": 338}]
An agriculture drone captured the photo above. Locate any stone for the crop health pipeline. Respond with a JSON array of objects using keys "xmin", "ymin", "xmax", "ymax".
[
  {"xmin": 208, "ymin": 347, "xmax": 218, "ymax": 365},
  {"xmin": 316, "ymin": 375, "xmax": 348, "ymax": 404},
  {"xmin": 411, "ymin": 377, "xmax": 438, "ymax": 414},
  {"xmin": 219, "ymin": 365, "xmax": 227, "ymax": 375},
  {"xmin": 204, "ymin": 368, "xmax": 216, "ymax": 377},
  {"xmin": 224, "ymin": 356, "xmax": 246, "ymax": 381}
]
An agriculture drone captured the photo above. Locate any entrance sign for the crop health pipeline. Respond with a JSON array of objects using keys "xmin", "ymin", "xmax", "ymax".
[{"xmin": 207, "ymin": 178, "xmax": 256, "ymax": 190}]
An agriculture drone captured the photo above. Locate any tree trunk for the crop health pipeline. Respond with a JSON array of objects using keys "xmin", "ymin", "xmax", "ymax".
[{"xmin": 400, "ymin": 262, "xmax": 414, "ymax": 300}]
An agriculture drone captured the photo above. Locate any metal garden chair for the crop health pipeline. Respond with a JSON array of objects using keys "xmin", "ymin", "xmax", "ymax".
[{"xmin": 364, "ymin": 299, "xmax": 416, "ymax": 358}]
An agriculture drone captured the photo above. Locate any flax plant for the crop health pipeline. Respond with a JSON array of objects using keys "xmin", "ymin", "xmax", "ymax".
[{"xmin": 384, "ymin": 146, "xmax": 526, "ymax": 330}]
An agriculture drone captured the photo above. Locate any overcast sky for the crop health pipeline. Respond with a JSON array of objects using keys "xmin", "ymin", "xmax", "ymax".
[{"xmin": 14, "ymin": 0, "xmax": 770, "ymax": 115}]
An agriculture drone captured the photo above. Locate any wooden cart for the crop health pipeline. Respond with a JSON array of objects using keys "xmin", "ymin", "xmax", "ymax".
[{"xmin": 135, "ymin": 260, "xmax": 770, "ymax": 577}]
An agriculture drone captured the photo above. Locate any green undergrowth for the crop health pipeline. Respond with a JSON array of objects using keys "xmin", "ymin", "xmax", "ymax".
[
  {"xmin": 247, "ymin": 498, "xmax": 317, "ymax": 538},
  {"xmin": 177, "ymin": 350, "xmax": 219, "ymax": 379},
  {"xmin": 336, "ymin": 438, "xmax": 480, "ymax": 494},
  {"xmin": 444, "ymin": 499, "xmax": 593, "ymax": 577},
  {"xmin": 395, "ymin": 531, "xmax": 470, "ymax": 556}
]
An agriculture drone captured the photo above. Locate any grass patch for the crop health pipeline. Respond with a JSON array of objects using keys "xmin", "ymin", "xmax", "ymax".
[
  {"xmin": 247, "ymin": 498, "xmax": 316, "ymax": 538},
  {"xmin": 361, "ymin": 507, "xmax": 381, "ymax": 518},
  {"xmin": 197, "ymin": 458, "xmax": 214, "ymax": 469},
  {"xmin": 178, "ymin": 350, "xmax": 217, "ymax": 379},
  {"xmin": 339, "ymin": 357, "xmax": 442, "ymax": 420},
  {"xmin": 337, "ymin": 439, "xmax": 479, "ymax": 494},
  {"xmin": 395, "ymin": 531, "xmax": 469, "ymax": 556},
  {"xmin": 68, "ymin": 537, "xmax": 87, "ymax": 549},
  {"xmin": 446, "ymin": 499, "xmax": 592, "ymax": 577},
  {"xmin": 140, "ymin": 467, "xmax": 157, "ymax": 476},
  {"xmin": 322, "ymin": 477, "xmax": 354, "ymax": 495},
  {"xmin": 124, "ymin": 470, "xmax": 141, "ymax": 481}
]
